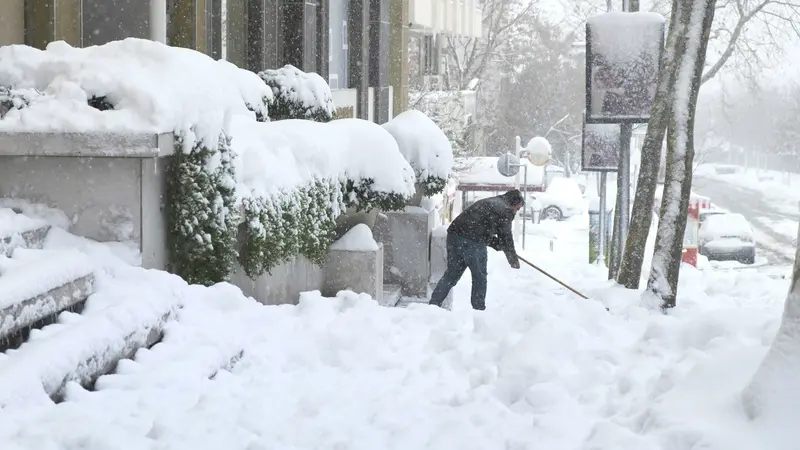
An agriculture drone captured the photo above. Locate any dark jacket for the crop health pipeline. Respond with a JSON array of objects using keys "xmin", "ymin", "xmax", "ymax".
[{"xmin": 448, "ymin": 194, "xmax": 520, "ymax": 266}]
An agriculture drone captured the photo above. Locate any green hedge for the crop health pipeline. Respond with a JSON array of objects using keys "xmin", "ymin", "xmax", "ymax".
[
  {"xmin": 167, "ymin": 132, "xmax": 239, "ymax": 286},
  {"xmin": 0, "ymin": 86, "xmax": 38, "ymax": 118},
  {"xmin": 420, "ymin": 175, "xmax": 448, "ymax": 197}
]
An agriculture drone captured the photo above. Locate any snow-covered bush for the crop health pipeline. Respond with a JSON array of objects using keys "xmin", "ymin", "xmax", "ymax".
[
  {"xmin": 382, "ymin": 110, "xmax": 454, "ymax": 196},
  {"xmin": 168, "ymin": 133, "xmax": 239, "ymax": 284},
  {"xmin": 0, "ymin": 86, "xmax": 40, "ymax": 119},
  {"xmin": 231, "ymin": 117, "xmax": 415, "ymax": 276},
  {"xmin": 258, "ymin": 65, "xmax": 334, "ymax": 122}
]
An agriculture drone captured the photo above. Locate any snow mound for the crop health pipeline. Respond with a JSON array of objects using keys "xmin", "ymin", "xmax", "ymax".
[
  {"xmin": 382, "ymin": 109, "xmax": 454, "ymax": 181},
  {"xmin": 231, "ymin": 117, "xmax": 416, "ymax": 198},
  {"xmin": 0, "ymin": 39, "xmax": 272, "ymax": 149},
  {"xmin": 331, "ymin": 224, "xmax": 378, "ymax": 251}
]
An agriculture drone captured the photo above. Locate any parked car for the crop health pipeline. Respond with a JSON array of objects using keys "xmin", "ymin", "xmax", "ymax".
[
  {"xmin": 528, "ymin": 177, "xmax": 585, "ymax": 221},
  {"xmin": 699, "ymin": 209, "xmax": 726, "ymax": 225},
  {"xmin": 698, "ymin": 212, "xmax": 756, "ymax": 264}
]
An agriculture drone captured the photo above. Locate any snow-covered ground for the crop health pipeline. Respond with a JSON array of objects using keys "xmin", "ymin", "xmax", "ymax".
[
  {"xmin": 698, "ymin": 164, "xmax": 800, "ymax": 218},
  {"xmin": 0, "ymin": 213, "xmax": 792, "ymax": 449}
]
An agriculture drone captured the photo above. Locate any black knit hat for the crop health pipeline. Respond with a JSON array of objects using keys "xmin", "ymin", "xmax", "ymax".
[{"xmin": 502, "ymin": 189, "xmax": 525, "ymax": 206}]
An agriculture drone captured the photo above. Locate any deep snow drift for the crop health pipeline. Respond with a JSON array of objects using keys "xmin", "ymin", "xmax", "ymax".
[{"xmin": 0, "ymin": 215, "xmax": 793, "ymax": 450}]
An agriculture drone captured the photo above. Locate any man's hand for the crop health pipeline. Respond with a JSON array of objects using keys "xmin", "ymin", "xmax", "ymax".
[{"xmin": 510, "ymin": 261, "xmax": 520, "ymax": 269}]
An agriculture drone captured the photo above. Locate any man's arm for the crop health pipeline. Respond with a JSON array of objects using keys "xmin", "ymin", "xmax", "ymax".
[{"xmin": 497, "ymin": 212, "xmax": 520, "ymax": 267}]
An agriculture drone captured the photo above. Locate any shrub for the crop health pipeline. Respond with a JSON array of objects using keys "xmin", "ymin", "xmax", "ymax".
[
  {"xmin": 258, "ymin": 65, "xmax": 335, "ymax": 122},
  {"xmin": 167, "ymin": 132, "xmax": 239, "ymax": 286}
]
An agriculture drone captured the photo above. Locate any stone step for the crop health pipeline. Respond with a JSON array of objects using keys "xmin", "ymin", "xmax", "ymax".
[
  {"xmin": 0, "ymin": 288, "xmax": 180, "ymax": 407},
  {"xmin": 0, "ymin": 249, "xmax": 95, "ymax": 351},
  {"xmin": 0, "ymin": 208, "xmax": 51, "ymax": 257},
  {"xmin": 396, "ymin": 283, "xmax": 452, "ymax": 310}
]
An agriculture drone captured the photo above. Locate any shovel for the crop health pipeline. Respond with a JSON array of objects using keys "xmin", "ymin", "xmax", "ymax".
[{"xmin": 517, "ymin": 254, "xmax": 608, "ymax": 311}]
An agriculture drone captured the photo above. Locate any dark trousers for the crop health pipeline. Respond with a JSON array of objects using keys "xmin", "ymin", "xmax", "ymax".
[{"xmin": 429, "ymin": 233, "xmax": 488, "ymax": 310}]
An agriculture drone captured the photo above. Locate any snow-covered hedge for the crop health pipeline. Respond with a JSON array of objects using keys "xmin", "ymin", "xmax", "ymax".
[
  {"xmin": 231, "ymin": 117, "xmax": 415, "ymax": 276},
  {"xmin": 0, "ymin": 39, "xmax": 417, "ymax": 284},
  {"xmin": 382, "ymin": 110, "xmax": 454, "ymax": 196},
  {"xmin": 258, "ymin": 65, "xmax": 335, "ymax": 122}
]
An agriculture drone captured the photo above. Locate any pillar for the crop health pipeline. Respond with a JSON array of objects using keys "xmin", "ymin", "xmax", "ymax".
[
  {"xmin": 24, "ymin": 0, "xmax": 81, "ymax": 49},
  {"xmin": 0, "ymin": 0, "xmax": 25, "ymax": 46},
  {"xmin": 280, "ymin": 0, "xmax": 318, "ymax": 72},
  {"xmin": 316, "ymin": 0, "xmax": 330, "ymax": 80},
  {"xmin": 348, "ymin": 0, "xmax": 370, "ymax": 120},
  {"xmin": 168, "ymin": 0, "xmax": 212, "ymax": 55},
  {"xmin": 368, "ymin": 0, "xmax": 390, "ymax": 123},
  {"xmin": 388, "ymin": 0, "xmax": 408, "ymax": 117}
]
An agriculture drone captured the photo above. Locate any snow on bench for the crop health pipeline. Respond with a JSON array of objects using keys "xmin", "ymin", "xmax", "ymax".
[
  {"xmin": 0, "ymin": 282, "xmax": 181, "ymax": 408},
  {"xmin": 0, "ymin": 249, "xmax": 95, "ymax": 350},
  {"xmin": 0, "ymin": 208, "xmax": 51, "ymax": 257}
]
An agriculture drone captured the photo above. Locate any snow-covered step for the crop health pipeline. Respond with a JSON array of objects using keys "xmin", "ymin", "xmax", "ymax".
[
  {"xmin": 0, "ymin": 287, "xmax": 180, "ymax": 407},
  {"xmin": 0, "ymin": 208, "xmax": 51, "ymax": 257},
  {"xmin": 0, "ymin": 249, "xmax": 95, "ymax": 351}
]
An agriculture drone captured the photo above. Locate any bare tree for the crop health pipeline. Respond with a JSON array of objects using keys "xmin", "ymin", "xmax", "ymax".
[{"xmin": 645, "ymin": 0, "xmax": 717, "ymax": 309}]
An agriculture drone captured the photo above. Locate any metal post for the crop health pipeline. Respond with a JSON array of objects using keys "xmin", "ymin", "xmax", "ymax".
[
  {"xmin": 522, "ymin": 164, "xmax": 528, "ymax": 249},
  {"xmin": 514, "ymin": 136, "xmax": 522, "ymax": 242},
  {"xmin": 598, "ymin": 172, "xmax": 607, "ymax": 265}
]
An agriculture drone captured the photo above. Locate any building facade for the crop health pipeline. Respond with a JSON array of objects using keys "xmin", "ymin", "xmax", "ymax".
[{"xmin": 0, "ymin": 0, "xmax": 415, "ymax": 123}]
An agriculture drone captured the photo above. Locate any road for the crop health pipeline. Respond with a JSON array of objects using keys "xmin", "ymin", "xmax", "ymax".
[{"xmin": 693, "ymin": 175, "xmax": 798, "ymax": 268}]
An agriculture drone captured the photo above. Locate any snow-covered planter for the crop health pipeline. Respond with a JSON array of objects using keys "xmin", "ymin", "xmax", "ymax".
[
  {"xmin": 231, "ymin": 117, "xmax": 415, "ymax": 277},
  {"xmin": 382, "ymin": 109, "xmax": 454, "ymax": 198},
  {"xmin": 258, "ymin": 65, "xmax": 334, "ymax": 122},
  {"xmin": 0, "ymin": 39, "xmax": 273, "ymax": 286}
]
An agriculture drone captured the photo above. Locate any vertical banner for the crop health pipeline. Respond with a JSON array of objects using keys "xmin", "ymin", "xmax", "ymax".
[{"xmin": 585, "ymin": 12, "xmax": 666, "ymax": 123}]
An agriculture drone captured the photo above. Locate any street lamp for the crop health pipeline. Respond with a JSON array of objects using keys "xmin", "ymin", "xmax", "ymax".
[{"xmin": 497, "ymin": 136, "xmax": 553, "ymax": 249}]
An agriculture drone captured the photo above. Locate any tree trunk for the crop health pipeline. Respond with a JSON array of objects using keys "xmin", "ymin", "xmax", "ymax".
[
  {"xmin": 616, "ymin": 0, "xmax": 682, "ymax": 289},
  {"xmin": 645, "ymin": 0, "xmax": 716, "ymax": 309},
  {"xmin": 743, "ymin": 223, "xmax": 800, "ymax": 419}
]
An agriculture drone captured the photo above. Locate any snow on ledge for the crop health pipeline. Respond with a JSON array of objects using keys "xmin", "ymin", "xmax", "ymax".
[
  {"xmin": 0, "ymin": 131, "xmax": 174, "ymax": 158},
  {"xmin": 0, "ymin": 39, "xmax": 271, "ymax": 150},
  {"xmin": 330, "ymin": 224, "xmax": 379, "ymax": 252}
]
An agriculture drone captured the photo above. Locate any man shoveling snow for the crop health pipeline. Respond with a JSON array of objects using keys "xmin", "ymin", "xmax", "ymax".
[{"xmin": 429, "ymin": 189, "xmax": 524, "ymax": 310}]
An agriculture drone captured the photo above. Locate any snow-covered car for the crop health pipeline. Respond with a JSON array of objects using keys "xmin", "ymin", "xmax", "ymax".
[
  {"xmin": 698, "ymin": 212, "xmax": 756, "ymax": 264},
  {"xmin": 528, "ymin": 177, "xmax": 586, "ymax": 221}
]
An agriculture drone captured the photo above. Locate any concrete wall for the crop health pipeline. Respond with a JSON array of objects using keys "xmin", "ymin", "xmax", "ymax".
[
  {"xmin": 374, "ymin": 206, "xmax": 435, "ymax": 297},
  {"xmin": 323, "ymin": 243, "xmax": 384, "ymax": 303},
  {"xmin": 229, "ymin": 256, "xmax": 325, "ymax": 306},
  {"xmin": 0, "ymin": 156, "xmax": 143, "ymax": 244}
]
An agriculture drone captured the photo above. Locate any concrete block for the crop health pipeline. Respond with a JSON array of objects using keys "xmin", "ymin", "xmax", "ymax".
[
  {"xmin": 374, "ymin": 206, "xmax": 435, "ymax": 297},
  {"xmin": 429, "ymin": 225, "xmax": 448, "ymax": 283},
  {"xmin": 323, "ymin": 243, "xmax": 384, "ymax": 304}
]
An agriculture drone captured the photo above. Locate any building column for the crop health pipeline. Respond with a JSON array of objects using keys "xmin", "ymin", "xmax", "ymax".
[
  {"xmin": 316, "ymin": 0, "xmax": 330, "ymax": 79},
  {"xmin": 280, "ymin": 0, "xmax": 318, "ymax": 72},
  {"xmin": 348, "ymin": 0, "xmax": 370, "ymax": 120},
  {"xmin": 388, "ymin": 0, "xmax": 408, "ymax": 117},
  {"xmin": 368, "ymin": 0, "xmax": 390, "ymax": 123},
  {"xmin": 168, "ymin": 0, "xmax": 212, "ymax": 55},
  {"xmin": 0, "ymin": 0, "xmax": 25, "ymax": 46},
  {"xmin": 24, "ymin": 0, "xmax": 82, "ymax": 49}
]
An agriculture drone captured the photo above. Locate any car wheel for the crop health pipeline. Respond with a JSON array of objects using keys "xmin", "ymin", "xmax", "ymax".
[{"xmin": 541, "ymin": 206, "xmax": 563, "ymax": 221}]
